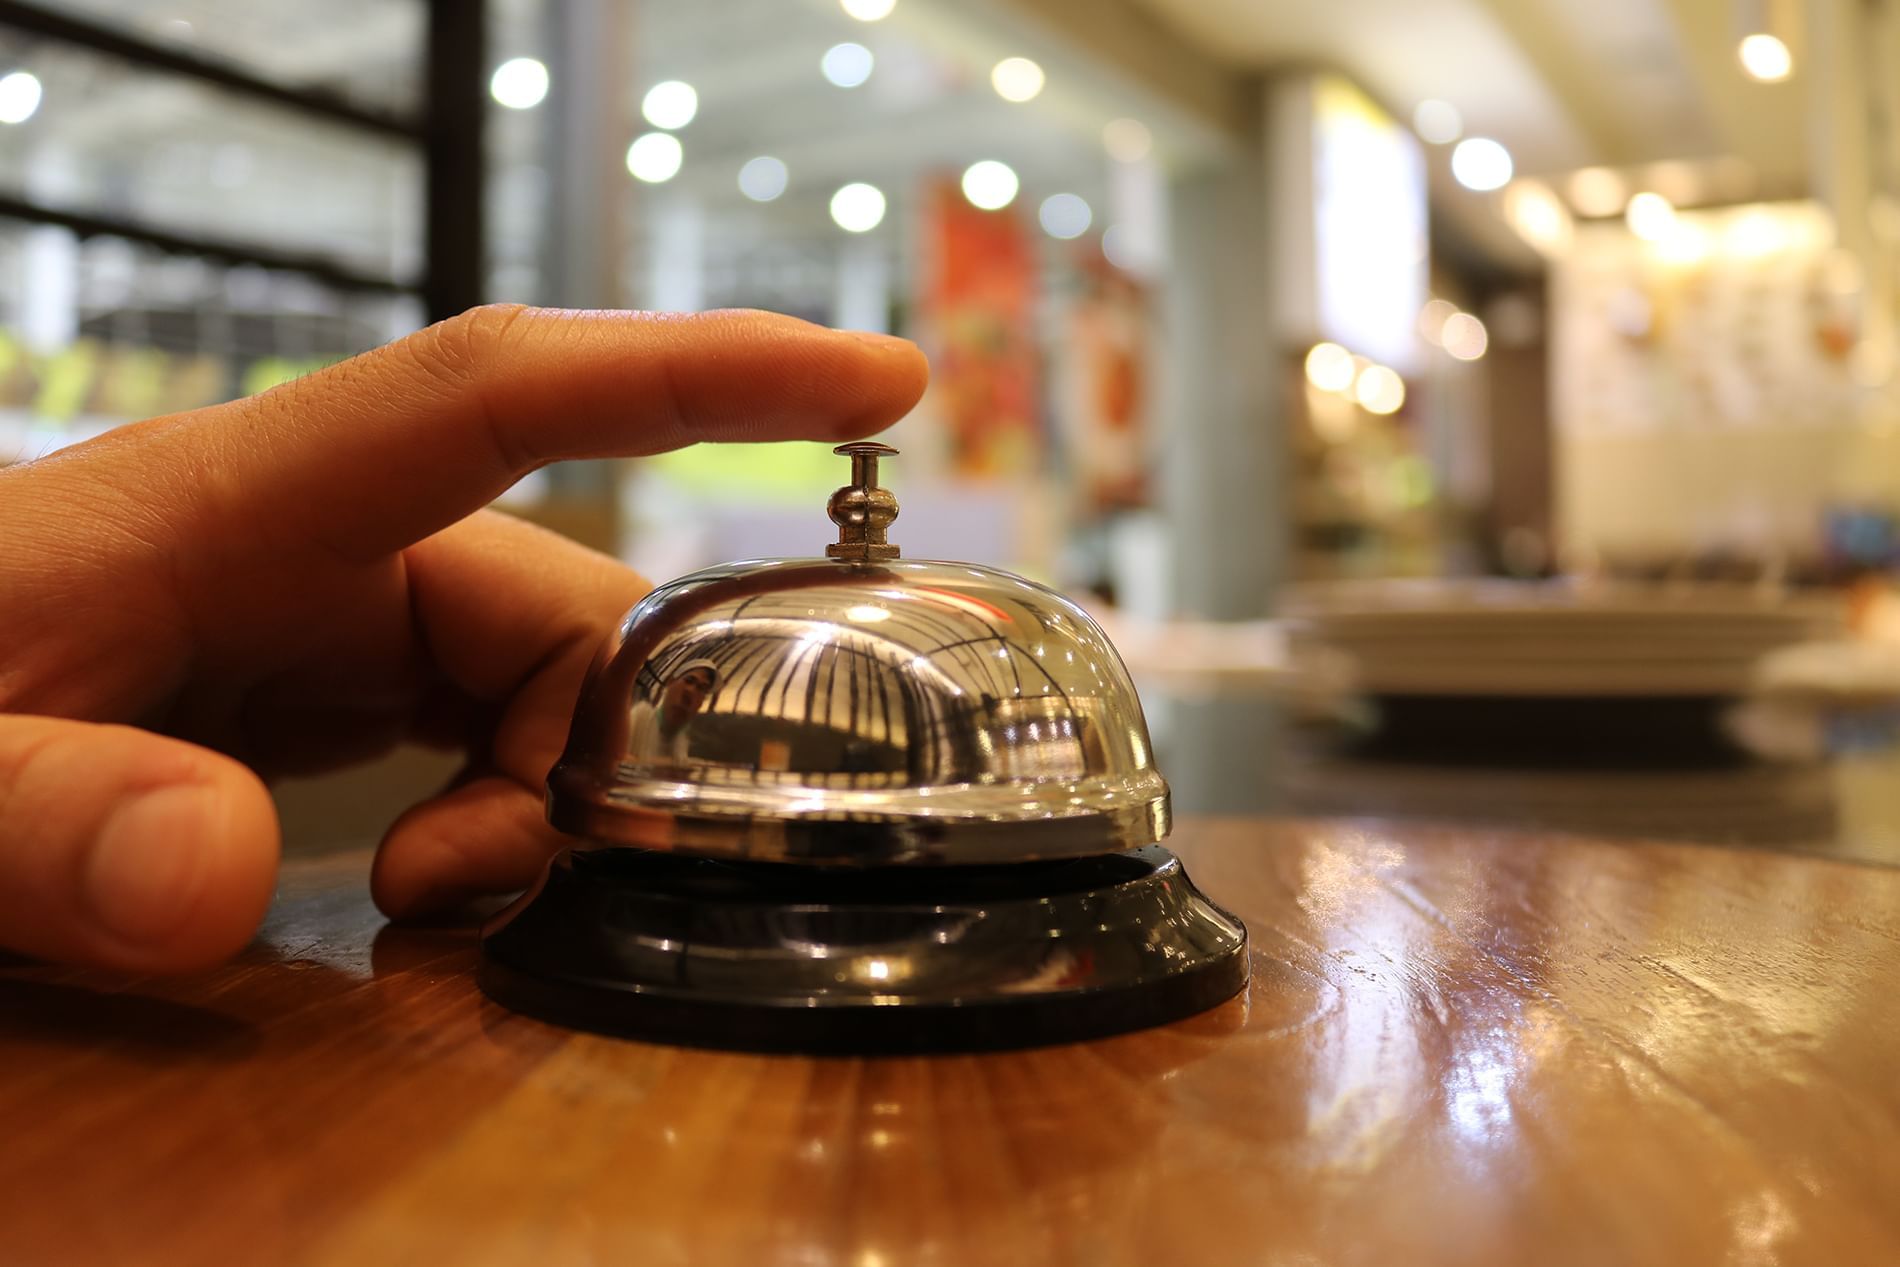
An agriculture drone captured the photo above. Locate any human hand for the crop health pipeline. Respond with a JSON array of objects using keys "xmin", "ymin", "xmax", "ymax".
[{"xmin": 0, "ymin": 306, "xmax": 928, "ymax": 972}]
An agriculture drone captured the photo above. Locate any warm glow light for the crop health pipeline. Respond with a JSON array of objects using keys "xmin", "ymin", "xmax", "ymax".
[
  {"xmin": 625, "ymin": 132, "xmax": 683, "ymax": 183},
  {"xmin": 1625, "ymin": 191, "xmax": 1677, "ymax": 241},
  {"xmin": 1038, "ymin": 193, "xmax": 1091, "ymax": 239},
  {"xmin": 1442, "ymin": 313, "xmax": 1489, "ymax": 361},
  {"xmin": 1738, "ymin": 33, "xmax": 1792, "ymax": 82},
  {"xmin": 641, "ymin": 80, "xmax": 698, "ymax": 130},
  {"xmin": 846, "ymin": 605, "xmax": 892, "ymax": 623},
  {"xmin": 1656, "ymin": 221, "xmax": 1713, "ymax": 265},
  {"xmin": 1566, "ymin": 166, "xmax": 1628, "ymax": 218},
  {"xmin": 1412, "ymin": 99, "xmax": 1462, "ymax": 145},
  {"xmin": 1102, "ymin": 117, "xmax": 1152, "ymax": 163},
  {"xmin": 1504, "ymin": 179, "xmax": 1573, "ymax": 255},
  {"xmin": 840, "ymin": 0, "xmax": 895, "ymax": 19},
  {"xmin": 991, "ymin": 57, "xmax": 1045, "ymax": 103},
  {"xmin": 0, "ymin": 70, "xmax": 42, "ymax": 125},
  {"xmin": 821, "ymin": 42, "xmax": 874, "ymax": 88},
  {"xmin": 1451, "ymin": 138, "xmax": 1513, "ymax": 192},
  {"xmin": 961, "ymin": 160, "xmax": 1019, "ymax": 211},
  {"xmin": 1727, "ymin": 209, "xmax": 1788, "ymax": 257},
  {"xmin": 830, "ymin": 182, "xmax": 887, "ymax": 232},
  {"xmin": 1355, "ymin": 364, "xmax": 1407, "ymax": 414},
  {"xmin": 1418, "ymin": 299, "xmax": 1459, "ymax": 346},
  {"xmin": 489, "ymin": 57, "xmax": 548, "ymax": 110},
  {"xmin": 738, "ymin": 156, "xmax": 788, "ymax": 201},
  {"xmin": 1304, "ymin": 342, "xmax": 1356, "ymax": 393}
]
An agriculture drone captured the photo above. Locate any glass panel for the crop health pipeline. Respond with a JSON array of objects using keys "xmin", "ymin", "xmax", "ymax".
[
  {"xmin": 0, "ymin": 33, "xmax": 422, "ymax": 284},
  {"xmin": 27, "ymin": 0, "xmax": 422, "ymax": 118}
]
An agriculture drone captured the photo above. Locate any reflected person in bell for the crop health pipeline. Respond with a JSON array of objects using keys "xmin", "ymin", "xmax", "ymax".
[{"xmin": 627, "ymin": 660, "xmax": 718, "ymax": 764}]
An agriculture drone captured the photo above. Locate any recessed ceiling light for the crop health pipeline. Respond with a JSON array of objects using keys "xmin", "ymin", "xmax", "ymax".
[
  {"xmin": 991, "ymin": 57, "xmax": 1044, "ymax": 103},
  {"xmin": 830, "ymin": 182, "xmax": 887, "ymax": 232},
  {"xmin": 1451, "ymin": 138, "xmax": 1513, "ymax": 191},
  {"xmin": 489, "ymin": 58, "xmax": 549, "ymax": 110},
  {"xmin": 822, "ymin": 43, "xmax": 874, "ymax": 89},
  {"xmin": 641, "ymin": 80, "xmax": 698, "ymax": 130},
  {"xmin": 625, "ymin": 132, "xmax": 683, "ymax": 183}
]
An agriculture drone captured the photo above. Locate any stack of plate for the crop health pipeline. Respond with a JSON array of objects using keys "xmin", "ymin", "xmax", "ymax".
[{"xmin": 1285, "ymin": 579, "xmax": 1845, "ymax": 699}]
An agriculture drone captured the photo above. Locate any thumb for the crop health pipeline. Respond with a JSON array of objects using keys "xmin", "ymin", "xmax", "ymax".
[{"xmin": 0, "ymin": 716, "xmax": 279, "ymax": 972}]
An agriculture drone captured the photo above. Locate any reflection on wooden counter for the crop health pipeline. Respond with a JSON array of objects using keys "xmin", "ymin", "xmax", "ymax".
[{"xmin": 4, "ymin": 818, "xmax": 1898, "ymax": 1265}]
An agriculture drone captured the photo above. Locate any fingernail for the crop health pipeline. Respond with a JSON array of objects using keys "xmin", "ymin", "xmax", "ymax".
[
  {"xmin": 847, "ymin": 330, "xmax": 914, "ymax": 352},
  {"xmin": 87, "ymin": 785, "xmax": 215, "ymax": 945}
]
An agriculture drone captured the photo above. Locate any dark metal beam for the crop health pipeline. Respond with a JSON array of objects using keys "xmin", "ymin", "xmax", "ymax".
[
  {"xmin": 422, "ymin": 0, "xmax": 486, "ymax": 322},
  {"xmin": 0, "ymin": 0, "xmax": 421, "ymax": 141},
  {"xmin": 0, "ymin": 193, "xmax": 416, "ymax": 296}
]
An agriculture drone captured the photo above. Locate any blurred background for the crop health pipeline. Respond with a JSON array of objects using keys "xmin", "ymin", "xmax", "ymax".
[{"xmin": 3, "ymin": 0, "xmax": 1899, "ymax": 859}]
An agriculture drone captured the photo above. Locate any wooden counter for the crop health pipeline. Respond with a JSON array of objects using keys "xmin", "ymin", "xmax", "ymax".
[{"xmin": 4, "ymin": 818, "xmax": 1898, "ymax": 1266}]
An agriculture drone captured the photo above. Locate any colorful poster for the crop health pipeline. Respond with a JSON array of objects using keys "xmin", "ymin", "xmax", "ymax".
[{"xmin": 921, "ymin": 178, "xmax": 1040, "ymax": 478}]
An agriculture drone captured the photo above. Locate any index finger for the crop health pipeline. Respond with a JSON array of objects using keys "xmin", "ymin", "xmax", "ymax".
[{"xmin": 126, "ymin": 306, "xmax": 929, "ymax": 562}]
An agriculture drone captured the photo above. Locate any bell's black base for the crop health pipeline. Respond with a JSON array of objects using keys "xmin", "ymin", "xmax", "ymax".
[{"xmin": 478, "ymin": 844, "xmax": 1248, "ymax": 1055}]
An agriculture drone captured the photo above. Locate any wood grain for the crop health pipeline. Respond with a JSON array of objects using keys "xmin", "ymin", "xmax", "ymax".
[{"xmin": 4, "ymin": 818, "xmax": 1898, "ymax": 1267}]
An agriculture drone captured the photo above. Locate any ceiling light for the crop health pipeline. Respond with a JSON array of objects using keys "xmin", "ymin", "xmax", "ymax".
[
  {"xmin": 1102, "ymin": 117, "xmax": 1151, "ymax": 163},
  {"xmin": 1355, "ymin": 364, "xmax": 1407, "ymax": 414},
  {"xmin": 1441, "ymin": 313, "xmax": 1489, "ymax": 361},
  {"xmin": 0, "ymin": 70, "xmax": 42, "ymax": 125},
  {"xmin": 489, "ymin": 57, "xmax": 548, "ymax": 110},
  {"xmin": 1625, "ymin": 191, "xmax": 1676, "ymax": 241},
  {"xmin": 821, "ymin": 42, "xmax": 874, "ymax": 88},
  {"xmin": 840, "ymin": 0, "xmax": 895, "ymax": 19},
  {"xmin": 830, "ymin": 182, "xmax": 887, "ymax": 232},
  {"xmin": 1304, "ymin": 342, "xmax": 1355, "ymax": 393},
  {"xmin": 625, "ymin": 132, "xmax": 683, "ymax": 183},
  {"xmin": 1412, "ymin": 99, "xmax": 1462, "ymax": 145},
  {"xmin": 1738, "ymin": 33, "xmax": 1792, "ymax": 82},
  {"xmin": 641, "ymin": 80, "xmax": 698, "ymax": 129},
  {"xmin": 961, "ymin": 160, "xmax": 1019, "ymax": 211},
  {"xmin": 1451, "ymin": 138, "xmax": 1513, "ymax": 192},
  {"xmin": 991, "ymin": 57, "xmax": 1044, "ymax": 103},
  {"xmin": 1038, "ymin": 193, "xmax": 1091, "ymax": 239},
  {"xmin": 738, "ymin": 156, "xmax": 788, "ymax": 202},
  {"xmin": 1566, "ymin": 166, "xmax": 1628, "ymax": 217}
]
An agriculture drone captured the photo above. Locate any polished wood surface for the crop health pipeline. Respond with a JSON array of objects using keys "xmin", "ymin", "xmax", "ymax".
[{"xmin": 5, "ymin": 819, "xmax": 1898, "ymax": 1266}]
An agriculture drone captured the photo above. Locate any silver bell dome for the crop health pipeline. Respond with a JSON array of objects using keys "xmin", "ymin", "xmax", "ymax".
[{"xmin": 547, "ymin": 443, "xmax": 1170, "ymax": 866}]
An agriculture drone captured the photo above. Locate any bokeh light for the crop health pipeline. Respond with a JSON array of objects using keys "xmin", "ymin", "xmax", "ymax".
[
  {"xmin": 1738, "ymin": 33, "xmax": 1792, "ymax": 82},
  {"xmin": 489, "ymin": 58, "xmax": 548, "ymax": 110},
  {"xmin": 961, "ymin": 160, "xmax": 1019, "ymax": 211},
  {"xmin": 625, "ymin": 132, "xmax": 683, "ymax": 183},
  {"xmin": 1625, "ymin": 191, "xmax": 1677, "ymax": 242},
  {"xmin": 991, "ymin": 57, "xmax": 1045, "ymax": 103},
  {"xmin": 1038, "ymin": 193, "xmax": 1092, "ymax": 239},
  {"xmin": 1355, "ymin": 364, "xmax": 1407, "ymax": 414},
  {"xmin": 1442, "ymin": 313, "xmax": 1489, "ymax": 361},
  {"xmin": 641, "ymin": 80, "xmax": 698, "ymax": 129},
  {"xmin": 1304, "ymin": 342, "xmax": 1356, "ymax": 393},
  {"xmin": 821, "ymin": 43, "xmax": 875, "ymax": 88},
  {"xmin": 1412, "ymin": 99, "xmax": 1462, "ymax": 145},
  {"xmin": 0, "ymin": 71, "xmax": 42, "ymax": 125},
  {"xmin": 840, "ymin": 0, "xmax": 895, "ymax": 19},
  {"xmin": 738, "ymin": 156, "xmax": 788, "ymax": 202},
  {"xmin": 1418, "ymin": 299, "xmax": 1459, "ymax": 346},
  {"xmin": 1451, "ymin": 138, "xmax": 1513, "ymax": 191},
  {"xmin": 830, "ymin": 182, "xmax": 887, "ymax": 232}
]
